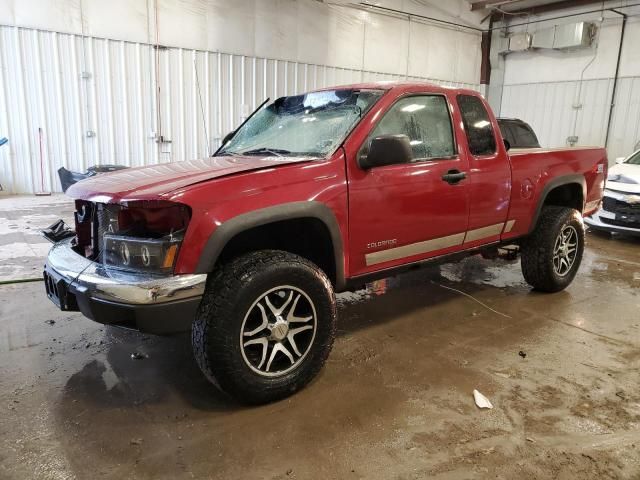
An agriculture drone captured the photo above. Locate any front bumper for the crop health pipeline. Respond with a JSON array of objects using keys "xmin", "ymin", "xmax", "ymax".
[
  {"xmin": 43, "ymin": 238, "xmax": 207, "ymax": 334},
  {"xmin": 585, "ymin": 209, "xmax": 640, "ymax": 237}
]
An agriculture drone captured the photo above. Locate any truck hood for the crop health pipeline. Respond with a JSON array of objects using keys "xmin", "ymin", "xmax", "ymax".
[
  {"xmin": 65, "ymin": 155, "xmax": 315, "ymax": 203},
  {"xmin": 607, "ymin": 163, "xmax": 640, "ymax": 194}
]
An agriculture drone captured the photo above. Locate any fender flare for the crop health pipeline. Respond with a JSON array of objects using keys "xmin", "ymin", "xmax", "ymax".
[
  {"xmin": 194, "ymin": 201, "xmax": 346, "ymax": 289},
  {"xmin": 529, "ymin": 174, "xmax": 587, "ymax": 234}
]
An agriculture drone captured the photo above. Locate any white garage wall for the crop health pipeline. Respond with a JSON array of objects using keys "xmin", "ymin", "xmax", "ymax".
[
  {"xmin": 497, "ymin": 4, "xmax": 640, "ymax": 162},
  {"xmin": 0, "ymin": 0, "xmax": 484, "ymax": 194}
]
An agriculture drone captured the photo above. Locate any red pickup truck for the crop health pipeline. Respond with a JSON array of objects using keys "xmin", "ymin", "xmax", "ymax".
[{"xmin": 44, "ymin": 82, "xmax": 607, "ymax": 403}]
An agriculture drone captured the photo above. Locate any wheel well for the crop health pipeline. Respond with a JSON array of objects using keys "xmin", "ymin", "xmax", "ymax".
[
  {"xmin": 216, "ymin": 217, "xmax": 337, "ymax": 284},
  {"xmin": 543, "ymin": 183, "xmax": 583, "ymax": 212}
]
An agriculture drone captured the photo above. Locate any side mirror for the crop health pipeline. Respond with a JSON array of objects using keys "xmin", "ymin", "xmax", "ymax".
[
  {"xmin": 221, "ymin": 131, "xmax": 235, "ymax": 146},
  {"xmin": 615, "ymin": 157, "xmax": 626, "ymax": 164},
  {"xmin": 358, "ymin": 134, "xmax": 413, "ymax": 170},
  {"xmin": 504, "ymin": 139, "xmax": 511, "ymax": 151}
]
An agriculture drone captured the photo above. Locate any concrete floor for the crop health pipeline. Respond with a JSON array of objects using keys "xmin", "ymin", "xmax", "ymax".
[
  {"xmin": 1, "ymin": 197, "xmax": 639, "ymax": 479},
  {"xmin": 0, "ymin": 195, "xmax": 74, "ymax": 282}
]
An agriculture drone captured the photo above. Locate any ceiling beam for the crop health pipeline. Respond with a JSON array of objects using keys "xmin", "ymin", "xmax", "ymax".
[
  {"xmin": 505, "ymin": 0, "xmax": 606, "ymax": 15},
  {"xmin": 470, "ymin": 0, "xmax": 523, "ymax": 11}
]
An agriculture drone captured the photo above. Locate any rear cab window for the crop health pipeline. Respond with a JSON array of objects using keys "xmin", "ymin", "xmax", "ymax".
[
  {"xmin": 512, "ymin": 123, "xmax": 539, "ymax": 148},
  {"xmin": 457, "ymin": 95, "xmax": 497, "ymax": 156}
]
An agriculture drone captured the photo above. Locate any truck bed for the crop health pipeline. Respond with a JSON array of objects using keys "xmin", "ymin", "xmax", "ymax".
[{"xmin": 503, "ymin": 146, "xmax": 606, "ymax": 240}]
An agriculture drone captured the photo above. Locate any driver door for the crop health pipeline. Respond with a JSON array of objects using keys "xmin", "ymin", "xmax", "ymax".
[{"xmin": 345, "ymin": 93, "xmax": 470, "ymax": 277}]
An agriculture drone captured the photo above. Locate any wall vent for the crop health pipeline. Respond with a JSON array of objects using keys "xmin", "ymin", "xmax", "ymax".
[
  {"xmin": 503, "ymin": 21, "xmax": 596, "ymax": 54},
  {"xmin": 508, "ymin": 32, "xmax": 532, "ymax": 51},
  {"xmin": 551, "ymin": 22, "xmax": 595, "ymax": 49}
]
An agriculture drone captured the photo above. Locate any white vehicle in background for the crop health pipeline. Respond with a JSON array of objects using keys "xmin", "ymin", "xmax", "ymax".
[{"xmin": 585, "ymin": 150, "xmax": 640, "ymax": 236}]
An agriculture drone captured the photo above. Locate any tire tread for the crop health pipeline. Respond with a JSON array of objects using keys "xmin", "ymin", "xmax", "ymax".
[
  {"xmin": 521, "ymin": 206, "xmax": 584, "ymax": 293},
  {"xmin": 192, "ymin": 250, "xmax": 336, "ymax": 404}
]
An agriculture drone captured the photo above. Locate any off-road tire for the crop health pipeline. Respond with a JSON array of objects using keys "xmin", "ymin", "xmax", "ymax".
[
  {"xmin": 192, "ymin": 250, "xmax": 336, "ymax": 404},
  {"xmin": 521, "ymin": 206, "xmax": 585, "ymax": 292}
]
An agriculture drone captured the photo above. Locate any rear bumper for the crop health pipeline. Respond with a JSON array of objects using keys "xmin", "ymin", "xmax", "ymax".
[
  {"xmin": 585, "ymin": 209, "xmax": 640, "ymax": 236},
  {"xmin": 43, "ymin": 238, "xmax": 207, "ymax": 334}
]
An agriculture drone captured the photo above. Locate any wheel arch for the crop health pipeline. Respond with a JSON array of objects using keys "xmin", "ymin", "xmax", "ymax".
[
  {"xmin": 528, "ymin": 174, "xmax": 586, "ymax": 234},
  {"xmin": 194, "ymin": 201, "xmax": 346, "ymax": 290}
]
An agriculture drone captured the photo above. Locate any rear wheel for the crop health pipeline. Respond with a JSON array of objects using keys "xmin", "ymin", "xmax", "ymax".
[
  {"xmin": 521, "ymin": 206, "xmax": 585, "ymax": 292},
  {"xmin": 192, "ymin": 250, "xmax": 336, "ymax": 404}
]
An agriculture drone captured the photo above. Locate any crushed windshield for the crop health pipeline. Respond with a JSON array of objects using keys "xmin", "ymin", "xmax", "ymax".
[{"xmin": 218, "ymin": 89, "xmax": 384, "ymax": 158}]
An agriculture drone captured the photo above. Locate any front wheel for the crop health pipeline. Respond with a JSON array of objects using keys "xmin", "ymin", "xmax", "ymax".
[
  {"xmin": 192, "ymin": 250, "xmax": 336, "ymax": 404},
  {"xmin": 521, "ymin": 206, "xmax": 585, "ymax": 293}
]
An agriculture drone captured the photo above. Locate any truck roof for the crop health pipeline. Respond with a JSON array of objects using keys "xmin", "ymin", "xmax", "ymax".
[{"xmin": 314, "ymin": 81, "xmax": 481, "ymax": 97}]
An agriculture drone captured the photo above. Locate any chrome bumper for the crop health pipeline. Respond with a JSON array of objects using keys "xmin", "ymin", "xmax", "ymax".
[
  {"xmin": 584, "ymin": 209, "xmax": 640, "ymax": 236},
  {"xmin": 44, "ymin": 238, "xmax": 207, "ymax": 334},
  {"xmin": 46, "ymin": 238, "xmax": 206, "ymax": 305}
]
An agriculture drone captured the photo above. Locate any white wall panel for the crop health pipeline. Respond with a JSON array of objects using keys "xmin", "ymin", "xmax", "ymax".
[
  {"xmin": 605, "ymin": 77, "xmax": 640, "ymax": 161},
  {"xmin": 83, "ymin": 0, "xmax": 150, "ymax": 44},
  {"xmin": 1, "ymin": 0, "xmax": 83, "ymax": 35},
  {"xmin": 0, "ymin": 0, "xmax": 484, "ymax": 76},
  {"xmin": 500, "ymin": 78, "xmax": 614, "ymax": 151},
  {"xmin": 455, "ymin": 29, "xmax": 482, "ymax": 86},
  {"xmin": 254, "ymin": 0, "xmax": 299, "ymax": 62},
  {"xmin": 619, "ymin": 19, "xmax": 640, "ymax": 78},
  {"xmin": 363, "ymin": 14, "xmax": 410, "ymax": 75},
  {"xmin": 0, "ymin": 24, "xmax": 481, "ymax": 194},
  {"xmin": 326, "ymin": 6, "xmax": 367, "ymax": 70},
  {"xmin": 157, "ymin": 0, "xmax": 208, "ymax": 52},
  {"xmin": 296, "ymin": 1, "xmax": 331, "ymax": 67},
  {"xmin": 206, "ymin": 0, "xmax": 256, "ymax": 57}
]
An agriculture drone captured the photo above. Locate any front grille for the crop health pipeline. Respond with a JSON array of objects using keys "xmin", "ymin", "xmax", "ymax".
[
  {"xmin": 74, "ymin": 201, "xmax": 121, "ymax": 260},
  {"xmin": 93, "ymin": 204, "xmax": 120, "ymax": 261},
  {"xmin": 43, "ymin": 270, "xmax": 61, "ymax": 306},
  {"xmin": 602, "ymin": 197, "xmax": 640, "ymax": 216},
  {"xmin": 43, "ymin": 269, "xmax": 78, "ymax": 311}
]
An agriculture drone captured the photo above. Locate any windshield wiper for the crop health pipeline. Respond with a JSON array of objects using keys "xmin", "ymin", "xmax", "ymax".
[
  {"xmin": 217, "ymin": 149, "xmax": 241, "ymax": 156},
  {"xmin": 241, "ymin": 147, "xmax": 292, "ymax": 157}
]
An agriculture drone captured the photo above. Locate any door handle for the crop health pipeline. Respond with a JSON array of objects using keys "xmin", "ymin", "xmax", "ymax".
[{"xmin": 442, "ymin": 169, "xmax": 467, "ymax": 185}]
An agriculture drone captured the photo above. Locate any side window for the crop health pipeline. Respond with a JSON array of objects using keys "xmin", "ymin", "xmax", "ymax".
[
  {"xmin": 367, "ymin": 95, "xmax": 455, "ymax": 161},
  {"xmin": 512, "ymin": 123, "xmax": 539, "ymax": 148},
  {"xmin": 457, "ymin": 95, "xmax": 497, "ymax": 156},
  {"xmin": 498, "ymin": 122, "xmax": 515, "ymax": 147}
]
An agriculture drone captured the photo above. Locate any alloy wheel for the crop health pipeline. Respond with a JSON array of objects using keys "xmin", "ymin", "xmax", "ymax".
[
  {"xmin": 552, "ymin": 225, "xmax": 578, "ymax": 277},
  {"xmin": 240, "ymin": 286, "xmax": 317, "ymax": 377}
]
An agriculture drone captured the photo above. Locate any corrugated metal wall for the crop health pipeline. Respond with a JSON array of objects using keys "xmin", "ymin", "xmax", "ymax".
[
  {"xmin": 500, "ymin": 77, "xmax": 640, "ymax": 162},
  {"xmin": 500, "ymin": 78, "xmax": 614, "ymax": 150},
  {"xmin": 0, "ymin": 25, "xmax": 481, "ymax": 194},
  {"xmin": 606, "ymin": 77, "xmax": 640, "ymax": 160}
]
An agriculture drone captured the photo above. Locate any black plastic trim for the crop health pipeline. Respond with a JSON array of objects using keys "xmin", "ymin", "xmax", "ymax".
[
  {"xmin": 528, "ymin": 174, "xmax": 587, "ymax": 234},
  {"xmin": 71, "ymin": 283, "xmax": 199, "ymax": 335},
  {"xmin": 195, "ymin": 201, "xmax": 346, "ymax": 289}
]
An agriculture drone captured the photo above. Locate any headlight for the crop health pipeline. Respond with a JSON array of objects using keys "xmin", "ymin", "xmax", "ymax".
[{"xmin": 103, "ymin": 234, "xmax": 182, "ymax": 274}]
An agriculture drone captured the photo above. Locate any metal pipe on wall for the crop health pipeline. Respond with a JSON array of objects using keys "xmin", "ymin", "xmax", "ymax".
[
  {"xmin": 489, "ymin": 1, "xmax": 640, "ymax": 30},
  {"xmin": 604, "ymin": 9, "xmax": 627, "ymax": 150},
  {"xmin": 356, "ymin": 2, "xmax": 485, "ymax": 32}
]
